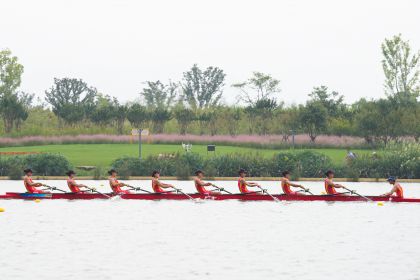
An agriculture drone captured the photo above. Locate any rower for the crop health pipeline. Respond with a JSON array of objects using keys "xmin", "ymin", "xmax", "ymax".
[
  {"xmin": 281, "ymin": 170, "xmax": 307, "ymax": 195},
  {"xmin": 238, "ymin": 169, "xmax": 261, "ymax": 194},
  {"xmin": 152, "ymin": 170, "xmax": 175, "ymax": 193},
  {"xmin": 194, "ymin": 170, "xmax": 220, "ymax": 195},
  {"xmin": 23, "ymin": 169, "xmax": 47, "ymax": 193},
  {"xmin": 66, "ymin": 170, "xmax": 90, "ymax": 193},
  {"xmin": 108, "ymin": 169, "xmax": 132, "ymax": 194},
  {"xmin": 324, "ymin": 170, "xmax": 347, "ymax": 195},
  {"xmin": 381, "ymin": 176, "xmax": 403, "ymax": 198}
]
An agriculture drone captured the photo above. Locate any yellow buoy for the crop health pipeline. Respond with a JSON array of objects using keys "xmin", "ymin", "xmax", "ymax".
[
  {"xmin": 0, "ymin": 207, "xmax": 5, "ymax": 212},
  {"xmin": 321, "ymin": 191, "xmax": 326, "ymax": 195},
  {"xmin": 377, "ymin": 202, "xmax": 384, "ymax": 206},
  {"xmin": 34, "ymin": 199, "xmax": 41, "ymax": 203}
]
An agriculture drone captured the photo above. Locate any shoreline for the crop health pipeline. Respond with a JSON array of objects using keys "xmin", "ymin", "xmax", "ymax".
[{"xmin": 0, "ymin": 176, "xmax": 419, "ymax": 183}]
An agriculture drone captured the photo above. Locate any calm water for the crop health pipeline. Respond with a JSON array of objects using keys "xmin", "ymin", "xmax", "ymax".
[{"xmin": 1, "ymin": 180, "xmax": 420, "ymax": 280}]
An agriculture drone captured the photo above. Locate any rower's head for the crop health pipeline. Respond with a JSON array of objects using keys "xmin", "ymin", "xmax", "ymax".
[
  {"xmin": 195, "ymin": 170, "xmax": 204, "ymax": 179},
  {"xmin": 387, "ymin": 176, "xmax": 396, "ymax": 184},
  {"xmin": 282, "ymin": 170, "xmax": 291, "ymax": 179},
  {"xmin": 108, "ymin": 169, "xmax": 118, "ymax": 177},
  {"xmin": 24, "ymin": 168, "xmax": 33, "ymax": 176},
  {"xmin": 238, "ymin": 169, "xmax": 247, "ymax": 178},
  {"xmin": 66, "ymin": 170, "xmax": 76, "ymax": 178},
  {"xmin": 152, "ymin": 170, "xmax": 160, "ymax": 178},
  {"xmin": 325, "ymin": 170, "xmax": 335, "ymax": 179}
]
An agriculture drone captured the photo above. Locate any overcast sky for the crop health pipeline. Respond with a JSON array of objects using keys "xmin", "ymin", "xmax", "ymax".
[{"xmin": 1, "ymin": 0, "xmax": 419, "ymax": 105}]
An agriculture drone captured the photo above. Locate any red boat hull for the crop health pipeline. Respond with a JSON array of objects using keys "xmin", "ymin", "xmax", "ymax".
[{"xmin": 1, "ymin": 192, "xmax": 419, "ymax": 202}]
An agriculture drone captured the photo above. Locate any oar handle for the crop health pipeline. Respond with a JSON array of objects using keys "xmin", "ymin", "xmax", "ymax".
[
  {"xmin": 42, "ymin": 184, "xmax": 67, "ymax": 193},
  {"xmin": 342, "ymin": 186, "xmax": 372, "ymax": 202},
  {"xmin": 85, "ymin": 186, "xmax": 111, "ymax": 198},
  {"xmin": 126, "ymin": 185, "xmax": 153, "ymax": 194},
  {"xmin": 212, "ymin": 185, "xmax": 232, "ymax": 194}
]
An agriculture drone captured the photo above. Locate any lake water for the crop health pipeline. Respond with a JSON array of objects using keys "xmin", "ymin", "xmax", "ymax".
[{"xmin": 1, "ymin": 180, "xmax": 420, "ymax": 280}]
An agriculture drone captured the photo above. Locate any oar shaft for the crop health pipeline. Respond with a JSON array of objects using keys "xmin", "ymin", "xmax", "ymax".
[{"xmin": 342, "ymin": 186, "xmax": 372, "ymax": 202}]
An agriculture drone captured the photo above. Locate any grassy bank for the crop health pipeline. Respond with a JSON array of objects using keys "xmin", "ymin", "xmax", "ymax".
[{"xmin": 0, "ymin": 143, "xmax": 371, "ymax": 167}]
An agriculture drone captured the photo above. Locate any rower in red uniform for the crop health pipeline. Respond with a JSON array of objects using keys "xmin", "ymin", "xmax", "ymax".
[
  {"xmin": 66, "ymin": 170, "xmax": 90, "ymax": 193},
  {"xmin": 324, "ymin": 170, "xmax": 347, "ymax": 195},
  {"xmin": 23, "ymin": 169, "xmax": 47, "ymax": 193},
  {"xmin": 238, "ymin": 169, "xmax": 261, "ymax": 194},
  {"xmin": 193, "ymin": 170, "xmax": 220, "ymax": 195},
  {"xmin": 280, "ymin": 170, "xmax": 307, "ymax": 195},
  {"xmin": 108, "ymin": 169, "xmax": 132, "ymax": 194},
  {"xmin": 152, "ymin": 170, "xmax": 175, "ymax": 193},
  {"xmin": 381, "ymin": 176, "xmax": 404, "ymax": 198}
]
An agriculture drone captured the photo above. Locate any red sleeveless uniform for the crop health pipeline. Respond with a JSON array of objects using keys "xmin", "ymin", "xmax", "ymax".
[
  {"xmin": 110, "ymin": 178, "xmax": 130, "ymax": 194},
  {"xmin": 324, "ymin": 179, "xmax": 337, "ymax": 195},
  {"xmin": 24, "ymin": 178, "xmax": 44, "ymax": 193},
  {"xmin": 238, "ymin": 179, "xmax": 250, "ymax": 193},
  {"xmin": 195, "ymin": 180, "xmax": 210, "ymax": 194},
  {"xmin": 152, "ymin": 179, "xmax": 165, "ymax": 193},
  {"xmin": 394, "ymin": 184, "xmax": 403, "ymax": 198},
  {"xmin": 281, "ymin": 178, "xmax": 298, "ymax": 195},
  {"xmin": 67, "ymin": 179, "xmax": 81, "ymax": 193}
]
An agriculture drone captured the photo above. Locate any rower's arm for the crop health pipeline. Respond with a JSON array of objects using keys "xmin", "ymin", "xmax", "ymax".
[
  {"xmin": 289, "ymin": 182, "xmax": 305, "ymax": 189},
  {"xmin": 25, "ymin": 178, "xmax": 42, "ymax": 187},
  {"xmin": 196, "ymin": 179, "xmax": 212, "ymax": 187},
  {"xmin": 382, "ymin": 185, "xmax": 397, "ymax": 196},
  {"xmin": 245, "ymin": 182, "xmax": 260, "ymax": 187},
  {"xmin": 158, "ymin": 181, "xmax": 174, "ymax": 189}
]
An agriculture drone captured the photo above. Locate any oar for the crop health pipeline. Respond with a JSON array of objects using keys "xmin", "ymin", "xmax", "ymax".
[
  {"xmin": 341, "ymin": 186, "xmax": 373, "ymax": 202},
  {"xmin": 303, "ymin": 188, "xmax": 314, "ymax": 195},
  {"xmin": 126, "ymin": 184, "xmax": 153, "ymax": 194},
  {"xmin": 257, "ymin": 186, "xmax": 280, "ymax": 202},
  {"xmin": 84, "ymin": 186, "xmax": 111, "ymax": 199},
  {"xmin": 42, "ymin": 184, "xmax": 67, "ymax": 193},
  {"xmin": 172, "ymin": 187, "xmax": 199, "ymax": 202},
  {"xmin": 211, "ymin": 184, "xmax": 232, "ymax": 194}
]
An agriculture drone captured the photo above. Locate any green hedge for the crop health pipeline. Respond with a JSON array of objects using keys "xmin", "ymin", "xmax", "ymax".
[{"xmin": 0, "ymin": 153, "xmax": 72, "ymax": 177}]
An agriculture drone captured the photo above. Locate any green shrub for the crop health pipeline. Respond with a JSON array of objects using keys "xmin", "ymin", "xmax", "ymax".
[{"xmin": 8, "ymin": 164, "xmax": 24, "ymax": 180}]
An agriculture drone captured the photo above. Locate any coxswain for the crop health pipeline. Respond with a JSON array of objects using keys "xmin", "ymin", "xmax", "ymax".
[
  {"xmin": 381, "ymin": 176, "xmax": 403, "ymax": 198},
  {"xmin": 193, "ymin": 170, "xmax": 220, "ymax": 195},
  {"xmin": 152, "ymin": 170, "xmax": 175, "ymax": 193},
  {"xmin": 66, "ymin": 170, "xmax": 90, "ymax": 193},
  {"xmin": 23, "ymin": 169, "xmax": 47, "ymax": 193},
  {"xmin": 324, "ymin": 170, "xmax": 347, "ymax": 195},
  {"xmin": 108, "ymin": 169, "xmax": 132, "ymax": 194},
  {"xmin": 238, "ymin": 169, "xmax": 261, "ymax": 194},
  {"xmin": 280, "ymin": 170, "xmax": 307, "ymax": 195}
]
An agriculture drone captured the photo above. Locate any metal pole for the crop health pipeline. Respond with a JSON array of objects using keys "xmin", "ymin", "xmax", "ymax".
[{"xmin": 139, "ymin": 129, "xmax": 142, "ymax": 159}]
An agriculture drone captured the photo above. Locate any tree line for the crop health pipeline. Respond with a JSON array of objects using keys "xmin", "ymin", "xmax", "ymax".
[{"xmin": 0, "ymin": 34, "xmax": 419, "ymax": 145}]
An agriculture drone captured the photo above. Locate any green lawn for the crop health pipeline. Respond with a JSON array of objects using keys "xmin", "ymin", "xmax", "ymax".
[{"xmin": 0, "ymin": 144, "xmax": 371, "ymax": 168}]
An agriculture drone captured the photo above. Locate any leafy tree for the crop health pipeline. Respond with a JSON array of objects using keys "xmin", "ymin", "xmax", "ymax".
[
  {"xmin": 248, "ymin": 98, "xmax": 278, "ymax": 135},
  {"xmin": 181, "ymin": 64, "xmax": 225, "ymax": 110},
  {"xmin": 150, "ymin": 108, "xmax": 172, "ymax": 133},
  {"xmin": 141, "ymin": 80, "xmax": 178, "ymax": 108},
  {"xmin": 0, "ymin": 49, "xmax": 28, "ymax": 133},
  {"xmin": 45, "ymin": 78, "xmax": 97, "ymax": 125},
  {"xmin": 114, "ymin": 103, "xmax": 128, "ymax": 135},
  {"xmin": 127, "ymin": 103, "xmax": 149, "ymax": 129},
  {"xmin": 382, "ymin": 34, "xmax": 420, "ymax": 104},
  {"xmin": 90, "ymin": 94, "xmax": 116, "ymax": 127},
  {"xmin": 308, "ymin": 86, "xmax": 347, "ymax": 118},
  {"xmin": 232, "ymin": 72, "xmax": 281, "ymax": 106},
  {"xmin": 173, "ymin": 105, "xmax": 195, "ymax": 134},
  {"xmin": 298, "ymin": 101, "xmax": 328, "ymax": 142},
  {"xmin": 220, "ymin": 107, "xmax": 242, "ymax": 136},
  {"xmin": 0, "ymin": 49, "xmax": 24, "ymax": 96}
]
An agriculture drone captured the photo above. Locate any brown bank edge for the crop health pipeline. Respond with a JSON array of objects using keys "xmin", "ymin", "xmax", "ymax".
[{"xmin": 0, "ymin": 176, "xmax": 419, "ymax": 183}]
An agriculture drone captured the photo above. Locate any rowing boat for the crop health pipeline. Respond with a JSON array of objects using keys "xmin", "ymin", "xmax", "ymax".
[{"xmin": 1, "ymin": 192, "xmax": 419, "ymax": 202}]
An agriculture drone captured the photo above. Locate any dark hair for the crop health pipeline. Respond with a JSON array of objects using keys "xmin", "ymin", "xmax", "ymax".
[
  {"xmin": 282, "ymin": 170, "xmax": 291, "ymax": 177},
  {"xmin": 23, "ymin": 168, "xmax": 33, "ymax": 174},
  {"xmin": 325, "ymin": 170, "xmax": 335, "ymax": 176},
  {"xmin": 108, "ymin": 169, "xmax": 117, "ymax": 175},
  {"xmin": 195, "ymin": 170, "xmax": 204, "ymax": 176},
  {"xmin": 238, "ymin": 169, "xmax": 247, "ymax": 175},
  {"xmin": 152, "ymin": 170, "xmax": 160, "ymax": 177},
  {"xmin": 66, "ymin": 170, "xmax": 76, "ymax": 176}
]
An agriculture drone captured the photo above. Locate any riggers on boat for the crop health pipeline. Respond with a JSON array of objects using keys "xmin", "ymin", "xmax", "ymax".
[{"xmin": 1, "ymin": 192, "xmax": 419, "ymax": 202}]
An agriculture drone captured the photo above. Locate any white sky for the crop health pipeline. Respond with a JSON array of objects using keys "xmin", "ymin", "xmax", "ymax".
[{"xmin": 1, "ymin": 0, "xmax": 419, "ymax": 105}]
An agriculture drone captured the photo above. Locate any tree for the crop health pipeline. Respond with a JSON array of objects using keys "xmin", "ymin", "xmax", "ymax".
[
  {"xmin": 181, "ymin": 64, "xmax": 225, "ymax": 110},
  {"xmin": 220, "ymin": 107, "xmax": 242, "ymax": 136},
  {"xmin": 150, "ymin": 108, "xmax": 172, "ymax": 133},
  {"xmin": 45, "ymin": 78, "xmax": 97, "ymax": 125},
  {"xmin": 140, "ymin": 80, "xmax": 178, "ymax": 108},
  {"xmin": 90, "ymin": 94, "xmax": 117, "ymax": 127},
  {"xmin": 308, "ymin": 86, "xmax": 347, "ymax": 118},
  {"xmin": 248, "ymin": 98, "xmax": 278, "ymax": 135},
  {"xmin": 298, "ymin": 101, "xmax": 328, "ymax": 142},
  {"xmin": 114, "ymin": 103, "xmax": 128, "ymax": 135},
  {"xmin": 127, "ymin": 103, "xmax": 149, "ymax": 129},
  {"xmin": 0, "ymin": 92, "xmax": 33, "ymax": 133},
  {"xmin": 382, "ymin": 34, "xmax": 420, "ymax": 104},
  {"xmin": 0, "ymin": 49, "xmax": 27, "ymax": 133},
  {"xmin": 232, "ymin": 72, "xmax": 281, "ymax": 106},
  {"xmin": 0, "ymin": 49, "xmax": 24, "ymax": 96},
  {"xmin": 173, "ymin": 105, "xmax": 195, "ymax": 135}
]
